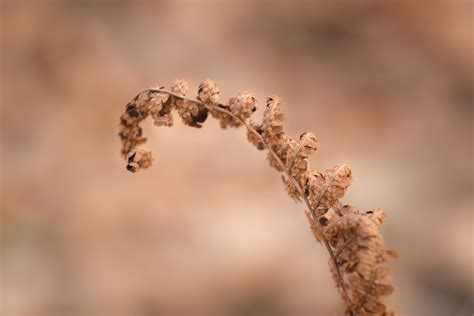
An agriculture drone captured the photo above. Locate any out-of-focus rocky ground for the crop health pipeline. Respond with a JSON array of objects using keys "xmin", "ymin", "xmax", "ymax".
[{"xmin": 1, "ymin": 1, "xmax": 472, "ymax": 315}]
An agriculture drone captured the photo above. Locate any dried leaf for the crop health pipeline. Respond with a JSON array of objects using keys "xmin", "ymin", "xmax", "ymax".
[{"xmin": 306, "ymin": 165, "xmax": 352, "ymax": 214}]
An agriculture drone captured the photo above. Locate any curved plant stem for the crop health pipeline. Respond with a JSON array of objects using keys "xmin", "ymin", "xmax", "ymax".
[
  {"xmin": 358, "ymin": 270, "xmax": 377, "ymax": 312},
  {"xmin": 141, "ymin": 87, "xmax": 351, "ymax": 306}
]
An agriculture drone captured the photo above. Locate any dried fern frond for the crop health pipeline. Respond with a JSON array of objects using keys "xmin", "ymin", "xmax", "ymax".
[
  {"xmin": 325, "ymin": 207, "xmax": 398, "ymax": 315},
  {"xmin": 118, "ymin": 79, "xmax": 398, "ymax": 315}
]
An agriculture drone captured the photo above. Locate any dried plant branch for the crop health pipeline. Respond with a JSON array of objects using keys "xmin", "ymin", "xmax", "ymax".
[{"xmin": 118, "ymin": 79, "xmax": 398, "ymax": 315}]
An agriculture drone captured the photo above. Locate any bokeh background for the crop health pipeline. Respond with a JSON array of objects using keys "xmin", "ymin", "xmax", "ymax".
[{"xmin": 1, "ymin": 1, "xmax": 473, "ymax": 315}]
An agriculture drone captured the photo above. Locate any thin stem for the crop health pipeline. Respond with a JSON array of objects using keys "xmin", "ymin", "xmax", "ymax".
[
  {"xmin": 141, "ymin": 87, "xmax": 350, "ymax": 302},
  {"xmin": 333, "ymin": 201, "xmax": 344, "ymax": 216},
  {"xmin": 358, "ymin": 270, "xmax": 377, "ymax": 312}
]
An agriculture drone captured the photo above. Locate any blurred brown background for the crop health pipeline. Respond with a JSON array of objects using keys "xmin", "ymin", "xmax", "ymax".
[{"xmin": 1, "ymin": 1, "xmax": 473, "ymax": 315}]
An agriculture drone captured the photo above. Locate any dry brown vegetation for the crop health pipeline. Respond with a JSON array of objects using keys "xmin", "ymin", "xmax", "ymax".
[
  {"xmin": 119, "ymin": 80, "xmax": 398, "ymax": 315},
  {"xmin": 3, "ymin": 1, "xmax": 473, "ymax": 315}
]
